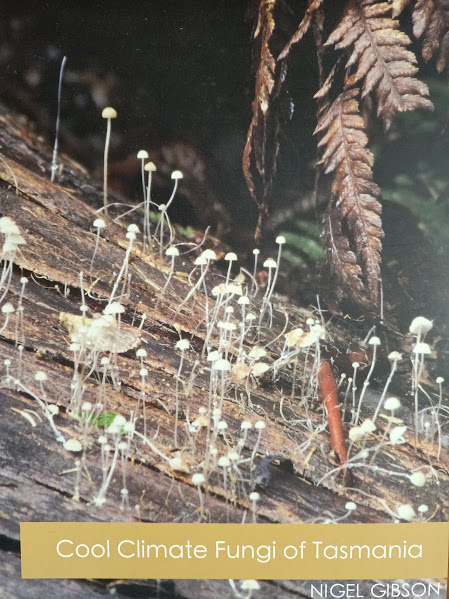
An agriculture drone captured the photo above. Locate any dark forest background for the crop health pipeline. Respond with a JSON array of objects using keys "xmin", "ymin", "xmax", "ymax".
[{"xmin": 1, "ymin": 0, "xmax": 449, "ymax": 329}]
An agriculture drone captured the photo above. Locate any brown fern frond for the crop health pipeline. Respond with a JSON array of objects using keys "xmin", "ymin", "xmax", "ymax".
[
  {"xmin": 322, "ymin": 202, "xmax": 366, "ymax": 311},
  {"xmin": 390, "ymin": 0, "xmax": 412, "ymax": 17},
  {"xmin": 243, "ymin": 0, "xmax": 293, "ymax": 240},
  {"xmin": 326, "ymin": 0, "xmax": 433, "ymax": 129},
  {"xmin": 278, "ymin": 0, "xmax": 326, "ymax": 60},
  {"xmin": 413, "ymin": 0, "xmax": 449, "ymax": 72},
  {"xmin": 315, "ymin": 88, "xmax": 383, "ymax": 310}
]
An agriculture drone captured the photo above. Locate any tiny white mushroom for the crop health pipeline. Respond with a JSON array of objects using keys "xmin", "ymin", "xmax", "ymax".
[
  {"xmin": 413, "ymin": 342, "xmax": 431, "ymax": 355},
  {"xmin": 64, "ymin": 439, "xmax": 83, "ymax": 453},
  {"xmin": 409, "ymin": 316, "xmax": 433, "ymax": 337},
  {"xmin": 384, "ymin": 397, "xmax": 401, "ymax": 411},
  {"xmin": 175, "ymin": 339, "xmax": 190, "ymax": 351},
  {"xmin": 241, "ymin": 580, "xmax": 261, "ymax": 591},
  {"xmin": 409, "ymin": 472, "xmax": 426, "ymax": 487},
  {"xmin": 192, "ymin": 473, "xmax": 205, "ymax": 485},
  {"xmin": 251, "ymin": 362, "xmax": 270, "ymax": 377},
  {"xmin": 390, "ymin": 425, "xmax": 407, "ymax": 445},
  {"xmin": 397, "ymin": 504, "xmax": 416, "ymax": 522}
]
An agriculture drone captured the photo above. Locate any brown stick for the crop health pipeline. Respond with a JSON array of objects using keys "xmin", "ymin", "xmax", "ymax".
[{"xmin": 317, "ymin": 361, "xmax": 348, "ymax": 468}]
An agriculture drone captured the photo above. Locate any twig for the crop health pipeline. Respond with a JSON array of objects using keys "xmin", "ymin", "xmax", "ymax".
[{"xmin": 317, "ymin": 361, "xmax": 351, "ymax": 486}]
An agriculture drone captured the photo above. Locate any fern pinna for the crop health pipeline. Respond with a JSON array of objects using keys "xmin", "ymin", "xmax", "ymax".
[{"xmin": 244, "ymin": 0, "xmax": 440, "ymax": 315}]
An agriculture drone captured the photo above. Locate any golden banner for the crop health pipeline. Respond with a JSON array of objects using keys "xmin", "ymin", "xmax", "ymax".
[{"xmin": 21, "ymin": 522, "xmax": 448, "ymax": 580}]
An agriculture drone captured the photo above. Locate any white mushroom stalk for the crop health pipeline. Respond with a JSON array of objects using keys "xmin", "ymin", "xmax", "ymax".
[
  {"xmin": 354, "ymin": 336, "xmax": 380, "ymax": 424},
  {"xmin": 155, "ymin": 170, "xmax": 183, "ymax": 259},
  {"xmin": 412, "ymin": 341, "xmax": 432, "ymax": 449},
  {"xmin": 373, "ymin": 351, "xmax": 402, "ymax": 423},
  {"xmin": 264, "ymin": 236, "xmax": 285, "ymax": 307},
  {"xmin": 174, "ymin": 339, "xmax": 190, "ymax": 447},
  {"xmin": 251, "ymin": 248, "xmax": 260, "ymax": 296},
  {"xmin": 192, "ymin": 473, "xmax": 206, "ymax": 521},
  {"xmin": 101, "ymin": 107, "xmax": 117, "ymax": 220},
  {"xmin": 0, "ymin": 302, "xmax": 14, "ymax": 335},
  {"xmin": 0, "ymin": 217, "xmax": 26, "ymax": 303},
  {"xmin": 15, "ymin": 276, "xmax": 27, "ymax": 346},
  {"xmin": 89, "ymin": 218, "xmax": 106, "ymax": 274},
  {"xmin": 109, "ymin": 224, "xmax": 139, "ymax": 303},
  {"xmin": 178, "ymin": 248, "xmax": 217, "ymax": 311},
  {"xmin": 258, "ymin": 257, "xmax": 276, "ymax": 326},
  {"xmin": 136, "ymin": 150, "xmax": 149, "ymax": 246},
  {"xmin": 50, "ymin": 55, "xmax": 67, "ymax": 182},
  {"xmin": 144, "ymin": 161, "xmax": 156, "ymax": 253},
  {"xmin": 156, "ymin": 246, "xmax": 180, "ymax": 306}
]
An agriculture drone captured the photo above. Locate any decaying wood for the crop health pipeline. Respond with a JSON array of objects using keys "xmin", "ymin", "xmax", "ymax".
[{"xmin": 0, "ymin": 103, "xmax": 447, "ymax": 598}]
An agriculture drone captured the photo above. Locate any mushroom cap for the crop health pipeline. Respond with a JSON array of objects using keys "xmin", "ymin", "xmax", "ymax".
[
  {"xmin": 212, "ymin": 358, "xmax": 231, "ymax": 372},
  {"xmin": 409, "ymin": 316, "xmax": 433, "ymax": 336},
  {"xmin": 384, "ymin": 396, "xmax": 401, "ymax": 411},
  {"xmin": 413, "ymin": 342, "xmax": 431, "ymax": 355},
  {"xmin": 137, "ymin": 150, "xmax": 149, "ymax": 159},
  {"xmin": 93, "ymin": 218, "xmax": 106, "ymax": 229},
  {"xmin": 64, "ymin": 439, "xmax": 83, "ymax": 453},
  {"xmin": 175, "ymin": 339, "xmax": 190, "ymax": 351},
  {"xmin": 360, "ymin": 418, "xmax": 376, "ymax": 434},
  {"xmin": 241, "ymin": 580, "xmax": 261, "ymax": 591},
  {"xmin": 263, "ymin": 257, "xmax": 277, "ymax": 268},
  {"xmin": 103, "ymin": 302, "xmax": 125, "ymax": 315},
  {"xmin": 102, "ymin": 107, "xmax": 117, "ymax": 119},
  {"xmin": 251, "ymin": 362, "xmax": 270, "ymax": 377},
  {"xmin": 248, "ymin": 346, "xmax": 267, "ymax": 359},
  {"xmin": 201, "ymin": 248, "xmax": 217, "ymax": 261},
  {"xmin": 144, "ymin": 161, "xmax": 157, "ymax": 172},
  {"xmin": 192, "ymin": 473, "xmax": 205, "ymax": 485},
  {"xmin": 389, "ymin": 425, "xmax": 407, "ymax": 445},
  {"xmin": 397, "ymin": 504, "xmax": 416, "ymax": 522},
  {"xmin": 171, "ymin": 170, "xmax": 183, "ymax": 180},
  {"xmin": 409, "ymin": 472, "xmax": 426, "ymax": 487}
]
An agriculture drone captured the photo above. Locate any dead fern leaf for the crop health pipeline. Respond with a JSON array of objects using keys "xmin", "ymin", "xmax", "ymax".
[
  {"xmin": 322, "ymin": 203, "xmax": 366, "ymax": 311},
  {"xmin": 390, "ymin": 0, "xmax": 412, "ymax": 17},
  {"xmin": 278, "ymin": 0, "xmax": 326, "ymax": 60},
  {"xmin": 315, "ymin": 88, "xmax": 383, "ymax": 311},
  {"xmin": 326, "ymin": 0, "xmax": 433, "ymax": 129},
  {"xmin": 243, "ymin": 0, "xmax": 293, "ymax": 240},
  {"xmin": 413, "ymin": 0, "xmax": 449, "ymax": 72}
]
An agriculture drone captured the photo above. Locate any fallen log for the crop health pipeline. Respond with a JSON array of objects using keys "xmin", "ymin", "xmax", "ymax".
[{"xmin": 0, "ymin": 102, "xmax": 447, "ymax": 598}]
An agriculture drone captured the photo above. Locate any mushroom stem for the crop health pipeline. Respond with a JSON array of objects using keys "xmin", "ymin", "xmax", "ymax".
[{"xmin": 101, "ymin": 107, "xmax": 117, "ymax": 220}]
